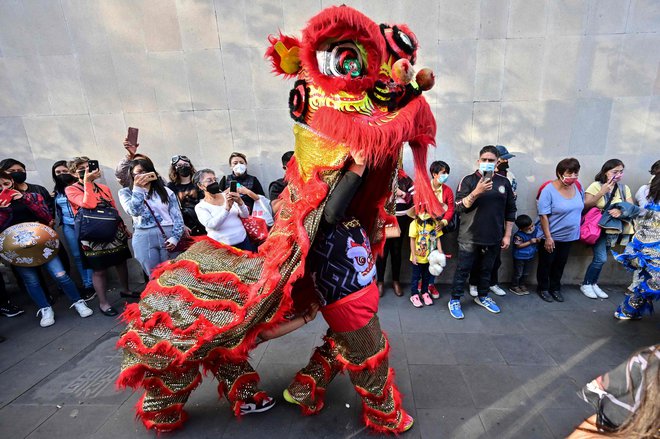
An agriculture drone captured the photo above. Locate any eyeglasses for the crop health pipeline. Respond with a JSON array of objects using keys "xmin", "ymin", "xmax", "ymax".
[{"xmin": 171, "ymin": 155, "xmax": 191, "ymax": 165}]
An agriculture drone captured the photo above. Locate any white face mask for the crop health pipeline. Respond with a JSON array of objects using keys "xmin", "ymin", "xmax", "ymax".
[{"xmin": 232, "ymin": 163, "xmax": 247, "ymax": 175}]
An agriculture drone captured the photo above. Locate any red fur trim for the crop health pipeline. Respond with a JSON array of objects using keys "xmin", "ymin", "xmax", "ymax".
[
  {"xmin": 116, "ymin": 364, "xmax": 148, "ymax": 390},
  {"xmin": 142, "ymin": 371, "xmax": 202, "ymax": 397},
  {"xmin": 135, "ymin": 393, "xmax": 188, "ymax": 432},
  {"xmin": 361, "ymin": 382, "xmax": 407, "ymax": 433},
  {"xmin": 300, "ymin": 6, "xmax": 385, "ymax": 95},
  {"xmin": 329, "ymin": 336, "xmax": 391, "ymax": 373},
  {"xmin": 354, "ymin": 367, "xmax": 395, "ymax": 403},
  {"xmin": 290, "ymin": 373, "xmax": 326, "ymax": 415},
  {"xmin": 265, "ymin": 32, "xmax": 302, "ymax": 78}
]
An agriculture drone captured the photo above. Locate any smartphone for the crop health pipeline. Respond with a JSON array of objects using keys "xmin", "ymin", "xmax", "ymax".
[
  {"xmin": 87, "ymin": 160, "xmax": 99, "ymax": 173},
  {"xmin": 144, "ymin": 172, "xmax": 157, "ymax": 182},
  {"xmin": 0, "ymin": 189, "xmax": 14, "ymax": 204},
  {"xmin": 230, "ymin": 181, "xmax": 237, "ymax": 193},
  {"xmin": 127, "ymin": 127, "xmax": 139, "ymax": 146},
  {"xmin": 483, "ymin": 170, "xmax": 494, "ymax": 181}
]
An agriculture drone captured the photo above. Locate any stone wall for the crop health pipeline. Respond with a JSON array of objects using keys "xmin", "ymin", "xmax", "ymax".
[{"xmin": 0, "ymin": 0, "xmax": 658, "ymax": 285}]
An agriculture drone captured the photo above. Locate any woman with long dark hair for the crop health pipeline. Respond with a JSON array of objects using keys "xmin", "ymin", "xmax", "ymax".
[
  {"xmin": 167, "ymin": 155, "xmax": 205, "ymax": 236},
  {"xmin": 118, "ymin": 159, "xmax": 184, "ymax": 276},
  {"xmin": 52, "ymin": 160, "xmax": 94, "ymax": 299},
  {"xmin": 581, "ymin": 159, "xmax": 635, "ymax": 300},
  {"xmin": 65, "ymin": 156, "xmax": 134, "ymax": 316}
]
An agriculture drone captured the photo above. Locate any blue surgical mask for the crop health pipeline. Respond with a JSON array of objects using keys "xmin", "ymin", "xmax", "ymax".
[
  {"xmin": 479, "ymin": 162, "xmax": 495, "ymax": 173},
  {"xmin": 436, "ymin": 174, "xmax": 449, "ymax": 184}
]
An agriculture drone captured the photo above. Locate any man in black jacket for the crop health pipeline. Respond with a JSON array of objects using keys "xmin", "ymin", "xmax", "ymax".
[{"xmin": 447, "ymin": 145, "xmax": 516, "ymax": 320}]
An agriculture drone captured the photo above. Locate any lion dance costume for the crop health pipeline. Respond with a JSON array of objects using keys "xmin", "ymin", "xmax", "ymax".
[{"xmin": 116, "ymin": 5, "xmax": 442, "ymax": 433}]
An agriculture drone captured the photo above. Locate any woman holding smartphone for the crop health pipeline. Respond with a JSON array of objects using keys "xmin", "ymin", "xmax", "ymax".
[
  {"xmin": 194, "ymin": 169, "xmax": 253, "ymax": 250},
  {"xmin": 580, "ymin": 159, "xmax": 635, "ymax": 300},
  {"xmin": 118, "ymin": 159, "xmax": 184, "ymax": 276},
  {"xmin": 65, "ymin": 157, "xmax": 134, "ymax": 316}
]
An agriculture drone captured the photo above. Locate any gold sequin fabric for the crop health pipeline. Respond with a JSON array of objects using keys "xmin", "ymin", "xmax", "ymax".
[
  {"xmin": 287, "ymin": 315, "xmax": 407, "ymax": 432},
  {"xmin": 117, "ymin": 123, "xmax": 348, "ymax": 432}
]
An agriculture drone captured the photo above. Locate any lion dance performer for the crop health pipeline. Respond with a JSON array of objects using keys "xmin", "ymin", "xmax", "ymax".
[
  {"xmin": 612, "ymin": 174, "xmax": 660, "ymax": 320},
  {"xmin": 116, "ymin": 5, "xmax": 442, "ymax": 433}
]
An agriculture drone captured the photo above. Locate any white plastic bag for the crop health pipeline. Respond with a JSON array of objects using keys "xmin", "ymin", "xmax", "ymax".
[{"xmin": 252, "ymin": 195, "xmax": 274, "ymax": 227}]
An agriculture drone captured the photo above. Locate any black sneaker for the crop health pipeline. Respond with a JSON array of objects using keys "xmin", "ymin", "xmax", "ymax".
[
  {"xmin": 239, "ymin": 396, "xmax": 275, "ymax": 415},
  {"xmin": 82, "ymin": 287, "xmax": 97, "ymax": 302},
  {"xmin": 0, "ymin": 303, "xmax": 25, "ymax": 317}
]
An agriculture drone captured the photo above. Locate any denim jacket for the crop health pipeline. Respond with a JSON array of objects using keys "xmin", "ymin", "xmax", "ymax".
[
  {"xmin": 118, "ymin": 186, "xmax": 185, "ymax": 245},
  {"xmin": 599, "ymin": 201, "xmax": 640, "ymax": 234}
]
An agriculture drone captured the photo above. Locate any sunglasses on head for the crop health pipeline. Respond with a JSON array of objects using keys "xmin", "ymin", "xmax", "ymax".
[{"xmin": 171, "ymin": 155, "xmax": 191, "ymax": 165}]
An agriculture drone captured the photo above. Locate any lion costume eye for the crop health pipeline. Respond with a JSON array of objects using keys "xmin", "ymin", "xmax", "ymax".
[{"xmin": 316, "ymin": 41, "xmax": 364, "ymax": 78}]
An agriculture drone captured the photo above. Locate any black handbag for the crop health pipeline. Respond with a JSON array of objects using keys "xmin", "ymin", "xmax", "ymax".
[
  {"xmin": 443, "ymin": 211, "xmax": 460, "ymax": 233},
  {"xmin": 74, "ymin": 185, "xmax": 121, "ymax": 242}
]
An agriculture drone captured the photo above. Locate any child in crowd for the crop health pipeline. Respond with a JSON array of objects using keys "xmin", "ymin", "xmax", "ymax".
[
  {"xmin": 510, "ymin": 214, "xmax": 539, "ymax": 295},
  {"xmin": 409, "ymin": 211, "xmax": 442, "ymax": 307}
]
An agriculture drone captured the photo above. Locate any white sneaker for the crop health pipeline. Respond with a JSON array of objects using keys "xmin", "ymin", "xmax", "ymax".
[
  {"xmin": 469, "ymin": 285, "xmax": 478, "ymax": 297},
  {"xmin": 592, "ymin": 284, "xmax": 609, "ymax": 299},
  {"xmin": 490, "ymin": 285, "xmax": 507, "ymax": 296},
  {"xmin": 37, "ymin": 307, "xmax": 55, "ymax": 327},
  {"xmin": 580, "ymin": 284, "xmax": 597, "ymax": 299},
  {"xmin": 71, "ymin": 299, "xmax": 93, "ymax": 318}
]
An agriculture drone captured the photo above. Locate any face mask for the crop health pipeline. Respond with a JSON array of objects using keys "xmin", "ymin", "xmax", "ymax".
[
  {"xmin": 9, "ymin": 171, "xmax": 26, "ymax": 184},
  {"xmin": 232, "ymin": 163, "xmax": 247, "ymax": 176},
  {"xmin": 78, "ymin": 170, "xmax": 86, "ymax": 180},
  {"xmin": 561, "ymin": 176, "xmax": 578, "ymax": 186},
  {"xmin": 497, "ymin": 162, "xmax": 509, "ymax": 171},
  {"xmin": 436, "ymin": 174, "xmax": 449, "ymax": 184},
  {"xmin": 56, "ymin": 174, "xmax": 76, "ymax": 186},
  {"xmin": 479, "ymin": 162, "xmax": 495, "ymax": 173},
  {"xmin": 177, "ymin": 167, "xmax": 192, "ymax": 177},
  {"xmin": 205, "ymin": 182, "xmax": 221, "ymax": 194}
]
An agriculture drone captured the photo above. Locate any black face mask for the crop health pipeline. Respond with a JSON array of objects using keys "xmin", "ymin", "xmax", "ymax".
[
  {"xmin": 177, "ymin": 167, "xmax": 192, "ymax": 177},
  {"xmin": 205, "ymin": 182, "xmax": 221, "ymax": 194},
  {"xmin": 497, "ymin": 162, "xmax": 509, "ymax": 171},
  {"xmin": 10, "ymin": 171, "xmax": 27, "ymax": 184},
  {"xmin": 56, "ymin": 174, "xmax": 76, "ymax": 186},
  {"xmin": 78, "ymin": 170, "xmax": 86, "ymax": 180}
]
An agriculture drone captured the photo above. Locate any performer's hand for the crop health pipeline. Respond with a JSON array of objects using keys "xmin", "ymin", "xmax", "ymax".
[{"xmin": 304, "ymin": 302, "xmax": 319, "ymax": 322}]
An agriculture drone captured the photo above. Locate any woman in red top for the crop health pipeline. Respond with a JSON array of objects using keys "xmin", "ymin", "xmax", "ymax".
[
  {"xmin": 428, "ymin": 160, "xmax": 455, "ymax": 298},
  {"xmin": 65, "ymin": 157, "xmax": 133, "ymax": 316}
]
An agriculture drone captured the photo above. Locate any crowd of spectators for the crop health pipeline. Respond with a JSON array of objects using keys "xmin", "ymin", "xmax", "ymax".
[{"xmin": 0, "ymin": 135, "xmax": 658, "ymax": 329}]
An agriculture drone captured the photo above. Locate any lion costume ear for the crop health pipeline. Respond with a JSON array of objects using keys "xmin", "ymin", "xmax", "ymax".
[{"xmin": 265, "ymin": 33, "xmax": 302, "ymax": 77}]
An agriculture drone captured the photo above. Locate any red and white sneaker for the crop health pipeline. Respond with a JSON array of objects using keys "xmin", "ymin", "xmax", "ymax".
[
  {"xmin": 429, "ymin": 284, "xmax": 440, "ymax": 299},
  {"xmin": 240, "ymin": 396, "xmax": 275, "ymax": 415}
]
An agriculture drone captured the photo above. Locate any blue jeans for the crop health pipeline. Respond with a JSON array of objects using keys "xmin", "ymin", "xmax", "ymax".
[
  {"xmin": 132, "ymin": 226, "xmax": 177, "ymax": 276},
  {"xmin": 410, "ymin": 263, "xmax": 431, "ymax": 295},
  {"xmin": 583, "ymin": 234, "xmax": 609, "ymax": 285},
  {"xmin": 62, "ymin": 223, "xmax": 93, "ymax": 288},
  {"xmin": 14, "ymin": 256, "xmax": 82, "ymax": 308}
]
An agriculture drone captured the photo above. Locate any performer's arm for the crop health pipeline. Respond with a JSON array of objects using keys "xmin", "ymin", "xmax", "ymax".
[
  {"xmin": 258, "ymin": 303, "xmax": 319, "ymax": 341},
  {"xmin": 323, "ymin": 152, "xmax": 366, "ymax": 225}
]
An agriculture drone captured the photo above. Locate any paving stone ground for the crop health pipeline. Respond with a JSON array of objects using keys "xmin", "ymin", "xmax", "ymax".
[{"xmin": 0, "ymin": 283, "xmax": 657, "ymax": 439}]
